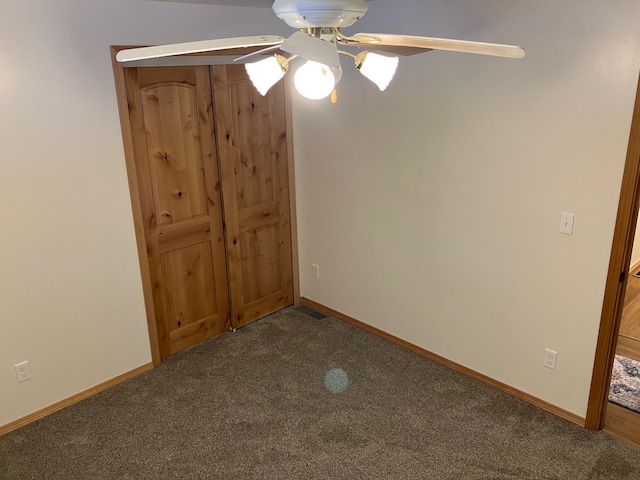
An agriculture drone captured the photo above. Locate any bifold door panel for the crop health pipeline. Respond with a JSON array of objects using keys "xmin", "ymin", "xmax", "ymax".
[{"xmin": 213, "ymin": 65, "xmax": 293, "ymax": 329}]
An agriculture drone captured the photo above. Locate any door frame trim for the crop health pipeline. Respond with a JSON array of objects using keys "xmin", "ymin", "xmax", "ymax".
[
  {"xmin": 111, "ymin": 46, "xmax": 161, "ymax": 366},
  {"xmin": 585, "ymin": 68, "xmax": 640, "ymax": 429},
  {"xmin": 110, "ymin": 46, "xmax": 300, "ymax": 367}
]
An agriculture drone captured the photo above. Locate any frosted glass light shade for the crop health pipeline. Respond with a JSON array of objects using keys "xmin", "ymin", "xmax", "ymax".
[
  {"xmin": 294, "ymin": 61, "xmax": 336, "ymax": 100},
  {"xmin": 357, "ymin": 52, "xmax": 399, "ymax": 91},
  {"xmin": 245, "ymin": 55, "xmax": 287, "ymax": 96}
]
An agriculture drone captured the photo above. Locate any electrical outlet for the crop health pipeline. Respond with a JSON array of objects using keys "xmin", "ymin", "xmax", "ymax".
[
  {"xmin": 312, "ymin": 264, "xmax": 320, "ymax": 279},
  {"xmin": 543, "ymin": 349, "xmax": 558, "ymax": 370},
  {"xmin": 14, "ymin": 361, "xmax": 31, "ymax": 383}
]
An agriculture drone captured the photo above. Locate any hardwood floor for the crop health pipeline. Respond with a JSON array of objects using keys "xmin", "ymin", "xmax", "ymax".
[
  {"xmin": 604, "ymin": 271, "xmax": 640, "ymax": 446},
  {"xmin": 604, "ymin": 403, "xmax": 640, "ymax": 447},
  {"xmin": 616, "ymin": 335, "xmax": 640, "ymax": 363},
  {"xmin": 618, "ymin": 273, "xmax": 640, "ymax": 359}
]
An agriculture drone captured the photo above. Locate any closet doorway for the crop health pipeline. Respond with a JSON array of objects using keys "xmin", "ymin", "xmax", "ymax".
[{"xmin": 112, "ymin": 49, "xmax": 297, "ymax": 364}]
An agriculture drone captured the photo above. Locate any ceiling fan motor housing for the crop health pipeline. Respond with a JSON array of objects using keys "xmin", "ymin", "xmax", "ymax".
[{"xmin": 272, "ymin": 0, "xmax": 368, "ymax": 28}]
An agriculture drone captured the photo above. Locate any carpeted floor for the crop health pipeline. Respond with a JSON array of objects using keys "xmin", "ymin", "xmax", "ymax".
[
  {"xmin": 609, "ymin": 354, "xmax": 640, "ymax": 414},
  {"xmin": 1, "ymin": 306, "xmax": 640, "ymax": 479}
]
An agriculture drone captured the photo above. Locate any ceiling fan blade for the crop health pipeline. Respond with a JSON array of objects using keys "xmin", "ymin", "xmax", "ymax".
[
  {"xmin": 338, "ymin": 41, "xmax": 431, "ymax": 56},
  {"xmin": 233, "ymin": 44, "xmax": 283, "ymax": 63},
  {"xmin": 116, "ymin": 35, "xmax": 285, "ymax": 63},
  {"xmin": 280, "ymin": 31, "xmax": 341, "ymax": 69},
  {"xmin": 352, "ymin": 33, "xmax": 525, "ymax": 59}
]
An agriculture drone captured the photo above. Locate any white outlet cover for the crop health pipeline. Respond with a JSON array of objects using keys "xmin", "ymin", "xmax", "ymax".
[
  {"xmin": 14, "ymin": 361, "xmax": 31, "ymax": 382},
  {"xmin": 543, "ymin": 348, "xmax": 558, "ymax": 370}
]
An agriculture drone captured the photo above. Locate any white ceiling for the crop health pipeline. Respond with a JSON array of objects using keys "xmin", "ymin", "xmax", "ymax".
[{"xmin": 150, "ymin": 0, "xmax": 274, "ymax": 7}]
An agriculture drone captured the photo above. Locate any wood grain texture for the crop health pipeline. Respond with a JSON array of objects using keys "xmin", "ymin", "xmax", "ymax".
[
  {"xmin": 212, "ymin": 64, "xmax": 293, "ymax": 328},
  {"xmin": 587, "ymin": 69, "xmax": 640, "ymax": 430},
  {"xmin": 124, "ymin": 66, "xmax": 229, "ymax": 358},
  {"xmin": 140, "ymin": 82, "xmax": 206, "ymax": 225},
  {"xmin": 240, "ymin": 227, "xmax": 281, "ymax": 304},
  {"xmin": 615, "ymin": 335, "xmax": 640, "ymax": 362},
  {"xmin": 604, "ymin": 403, "xmax": 640, "ymax": 447},
  {"xmin": 161, "ymin": 242, "xmax": 217, "ymax": 330},
  {"xmin": 301, "ymin": 297, "xmax": 585, "ymax": 427},
  {"xmin": 620, "ymin": 274, "xmax": 640, "ymax": 341},
  {"xmin": 0, "ymin": 363, "xmax": 153, "ymax": 437}
]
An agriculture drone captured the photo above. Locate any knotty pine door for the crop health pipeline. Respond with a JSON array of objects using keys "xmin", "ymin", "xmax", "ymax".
[
  {"xmin": 123, "ymin": 64, "xmax": 293, "ymax": 358},
  {"xmin": 212, "ymin": 65, "xmax": 294, "ymax": 329}
]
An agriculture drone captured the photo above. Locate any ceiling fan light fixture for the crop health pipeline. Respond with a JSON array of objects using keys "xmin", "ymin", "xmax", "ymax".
[
  {"xmin": 294, "ymin": 60, "xmax": 336, "ymax": 100},
  {"xmin": 245, "ymin": 54, "xmax": 289, "ymax": 96},
  {"xmin": 355, "ymin": 51, "xmax": 399, "ymax": 92},
  {"xmin": 117, "ymin": 2, "xmax": 526, "ymax": 102}
]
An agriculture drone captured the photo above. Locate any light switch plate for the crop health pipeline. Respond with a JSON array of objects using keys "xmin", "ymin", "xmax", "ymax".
[{"xmin": 559, "ymin": 212, "xmax": 575, "ymax": 235}]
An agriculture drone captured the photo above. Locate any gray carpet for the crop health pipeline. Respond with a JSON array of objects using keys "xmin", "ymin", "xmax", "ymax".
[{"xmin": 1, "ymin": 306, "xmax": 640, "ymax": 479}]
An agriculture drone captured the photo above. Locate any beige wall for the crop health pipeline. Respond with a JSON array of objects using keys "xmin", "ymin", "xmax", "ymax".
[
  {"xmin": 0, "ymin": 0, "xmax": 286, "ymax": 428},
  {"xmin": 293, "ymin": 0, "xmax": 640, "ymax": 416}
]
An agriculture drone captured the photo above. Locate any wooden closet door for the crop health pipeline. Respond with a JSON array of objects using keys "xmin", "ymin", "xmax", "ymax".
[
  {"xmin": 124, "ymin": 66, "xmax": 230, "ymax": 358},
  {"xmin": 212, "ymin": 65, "xmax": 294, "ymax": 328}
]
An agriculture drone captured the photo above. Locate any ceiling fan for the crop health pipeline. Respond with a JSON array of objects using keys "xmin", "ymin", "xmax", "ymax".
[{"xmin": 117, "ymin": 0, "xmax": 525, "ymax": 101}]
